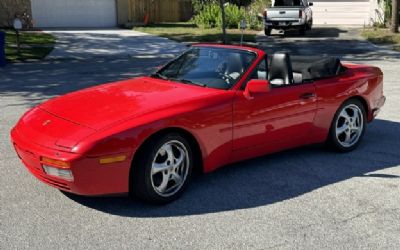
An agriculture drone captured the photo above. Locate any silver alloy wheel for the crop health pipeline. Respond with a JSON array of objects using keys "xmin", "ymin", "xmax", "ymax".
[
  {"xmin": 335, "ymin": 104, "xmax": 364, "ymax": 148},
  {"xmin": 150, "ymin": 140, "xmax": 189, "ymax": 197}
]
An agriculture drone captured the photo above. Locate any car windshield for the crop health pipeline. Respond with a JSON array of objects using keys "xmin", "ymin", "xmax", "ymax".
[
  {"xmin": 274, "ymin": 0, "xmax": 304, "ymax": 7},
  {"xmin": 154, "ymin": 47, "xmax": 257, "ymax": 90}
]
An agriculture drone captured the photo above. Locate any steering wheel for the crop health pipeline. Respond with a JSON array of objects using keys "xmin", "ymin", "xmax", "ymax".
[{"xmin": 218, "ymin": 71, "xmax": 235, "ymax": 85}]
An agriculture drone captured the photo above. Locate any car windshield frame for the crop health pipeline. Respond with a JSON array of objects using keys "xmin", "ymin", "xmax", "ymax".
[{"xmin": 153, "ymin": 46, "xmax": 258, "ymax": 90}]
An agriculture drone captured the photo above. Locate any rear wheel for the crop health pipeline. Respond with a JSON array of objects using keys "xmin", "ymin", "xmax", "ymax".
[
  {"xmin": 327, "ymin": 99, "xmax": 366, "ymax": 152},
  {"xmin": 130, "ymin": 133, "xmax": 193, "ymax": 204}
]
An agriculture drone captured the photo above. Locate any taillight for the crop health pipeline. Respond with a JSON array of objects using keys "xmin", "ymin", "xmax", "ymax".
[
  {"xmin": 263, "ymin": 9, "xmax": 267, "ymax": 18},
  {"xmin": 299, "ymin": 10, "xmax": 303, "ymax": 18}
]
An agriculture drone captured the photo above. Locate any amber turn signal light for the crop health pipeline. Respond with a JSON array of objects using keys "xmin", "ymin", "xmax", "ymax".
[
  {"xmin": 99, "ymin": 155, "xmax": 127, "ymax": 164},
  {"xmin": 40, "ymin": 156, "xmax": 70, "ymax": 168}
]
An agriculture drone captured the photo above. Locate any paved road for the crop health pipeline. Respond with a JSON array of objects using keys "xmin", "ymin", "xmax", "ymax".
[{"xmin": 1, "ymin": 28, "xmax": 399, "ymax": 249}]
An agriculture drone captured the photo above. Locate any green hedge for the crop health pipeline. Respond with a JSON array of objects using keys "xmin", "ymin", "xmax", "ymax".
[{"xmin": 192, "ymin": 0, "xmax": 271, "ymax": 30}]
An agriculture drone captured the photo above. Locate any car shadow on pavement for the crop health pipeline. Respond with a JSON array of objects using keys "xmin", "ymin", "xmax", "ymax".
[{"xmin": 63, "ymin": 118, "xmax": 400, "ymax": 217}]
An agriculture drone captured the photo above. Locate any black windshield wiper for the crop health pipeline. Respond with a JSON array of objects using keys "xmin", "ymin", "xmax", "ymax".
[
  {"xmin": 150, "ymin": 72, "xmax": 169, "ymax": 80},
  {"xmin": 174, "ymin": 78, "xmax": 207, "ymax": 87}
]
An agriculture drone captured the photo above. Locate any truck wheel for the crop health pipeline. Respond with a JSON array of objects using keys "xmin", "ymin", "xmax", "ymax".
[
  {"xmin": 299, "ymin": 25, "xmax": 306, "ymax": 36},
  {"xmin": 308, "ymin": 19, "xmax": 313, "ymax": 30},
  {"xmin": 264, "ymin": 27, "xmax": 272, "ymax": 36}
]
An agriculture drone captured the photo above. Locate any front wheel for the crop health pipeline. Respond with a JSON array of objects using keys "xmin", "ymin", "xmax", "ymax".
[
  {"xmin": 327, "ymin": 99, "xmax": 366, "ymax": 152},
  {"xmin": 130, "ymin": 133, "xmax": 193, "ymax": 204}
]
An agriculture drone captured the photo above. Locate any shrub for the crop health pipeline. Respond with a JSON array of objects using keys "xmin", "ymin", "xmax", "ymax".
[
  {"xmin": 193, "ymin": 1, "xmax": 246, "ymax": 29},
  {"xmin": 192, "ymin": 2, "xmax": 220, "ymax": 28},
  {"xmin": 217, "ymin": 4, "xmax": 246, "ymax": 28},
  {"xmin": 245, "ymin": 0, "xmax": 271, "ymax": 30},
  {"xmin": 192, "ymin": 0, "xmax": 271, "ymax": 30}
]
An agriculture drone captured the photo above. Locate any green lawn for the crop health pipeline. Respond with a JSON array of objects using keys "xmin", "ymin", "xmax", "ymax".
[
  {"xmin": 1, "ymin": 29, "xmax": 55, "ymax": 62},
  {"xmin": 134, "ymin": 22, "xmax": 259, "ymax": 44},
  {"xmin": 361, "ymin": 28, "xmax": 400, "ymax": 51}
]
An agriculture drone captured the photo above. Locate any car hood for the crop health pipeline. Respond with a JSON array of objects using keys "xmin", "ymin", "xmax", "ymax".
[{"xmin": 39, "ymin": 77, "xmax": 220, "ymax": 131}]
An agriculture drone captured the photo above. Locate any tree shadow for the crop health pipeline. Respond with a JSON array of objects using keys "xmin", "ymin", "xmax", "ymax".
[
  {"xmin": 63, "ymin": 119, "xmax": 400, "ymax": 218},
  {"xmin": 265, "ymin": 27, "xmax": 349, "ymax": 38},
  {"xmin": 257, "ymin": 27, "xmax": 400, "ymax": 61},
  {"xmin": 44, "ymin": 30, "xmax": 186, "ymax": 60},
  {"xmin": 0, "ymin": 57, "xmax": 170, "ymax": 107}
]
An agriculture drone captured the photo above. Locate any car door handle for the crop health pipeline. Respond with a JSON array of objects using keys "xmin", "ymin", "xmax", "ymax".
[{"xmin": 299, "ymin": 92, "xmax": 316, "ymax": 100}]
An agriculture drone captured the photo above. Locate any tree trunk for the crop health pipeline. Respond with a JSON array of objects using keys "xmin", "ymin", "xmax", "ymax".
[
  {"xmin": 219, "ymin": 0, "xmax": 227, "ymax": 44},
  {"xmin": 391, "ymin": 0, "xmax": 399, "ymax": 33}
]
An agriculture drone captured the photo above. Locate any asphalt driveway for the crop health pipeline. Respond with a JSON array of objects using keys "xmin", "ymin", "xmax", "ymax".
[
  {"xmin": 257, "ymin": 26, "xmax": 400, "ymax": 61},
  {"xmin": 45, "ymin": 29, "xmax": 186, "ymax": 60},
  {"xmin": 1, "ymin": 28, "xmax": 399, "ymax": 249}
]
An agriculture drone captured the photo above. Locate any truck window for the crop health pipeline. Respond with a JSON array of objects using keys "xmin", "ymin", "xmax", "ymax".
[{"xmin": 274, "ymin": 0, "xmax": 304, "ymax": 7}]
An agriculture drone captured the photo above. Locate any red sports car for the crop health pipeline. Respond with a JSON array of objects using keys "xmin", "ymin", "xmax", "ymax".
[{"xmin": 11, "ymin": 44, "xmax": 385, "ymax": 203}]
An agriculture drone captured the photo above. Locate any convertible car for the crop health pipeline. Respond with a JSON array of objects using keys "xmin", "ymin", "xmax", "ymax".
[{"xmin": 11, "ymin": 44, "xmax": 385, "ymax": 203}]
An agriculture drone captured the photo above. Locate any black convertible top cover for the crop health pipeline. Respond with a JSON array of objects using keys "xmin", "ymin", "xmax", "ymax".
[{"xmin": 291, "ymin": 56, "xmax": 345, "ymax": 81}]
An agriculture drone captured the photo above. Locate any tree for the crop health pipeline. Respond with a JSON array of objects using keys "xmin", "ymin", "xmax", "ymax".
[
  {"xmin": 391, "ymin": 0, "xmax": 399, "ymax": 33},
  {"xmin": 219, "ymin": 0, "xmax": 227, "ymax": 44},
  {"xmin": 0, "ymin": 0, "xmax": 30, "ymax": 27}
]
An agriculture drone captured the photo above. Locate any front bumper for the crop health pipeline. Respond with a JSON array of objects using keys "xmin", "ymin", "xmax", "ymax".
[{"xmin": 11, "ymin": 128, "xmax": 132, "ymax": 196}]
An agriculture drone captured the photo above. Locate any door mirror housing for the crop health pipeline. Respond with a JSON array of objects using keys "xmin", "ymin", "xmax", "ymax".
[{"xmin": 244, "ymin": 79, "xmax": 270, "ymax": 99}]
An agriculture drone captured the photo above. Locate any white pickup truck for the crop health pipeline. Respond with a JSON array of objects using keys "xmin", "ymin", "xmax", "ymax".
[{"xmin": 263, "ymin": 0, "xmax": 313, "ymax": 36}]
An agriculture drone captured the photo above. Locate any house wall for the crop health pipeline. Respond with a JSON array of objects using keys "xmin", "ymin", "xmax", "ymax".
[
  {"xmin": 0, "ymin": 0, "xmax": 32, "ymax": 27},
  {"xmin": 311, "ymin": 0, "xmax": 372, "ymax": 26},
  {"xmin": 117, "ymin": 0, "xmax": 130, "ymax": 25}
]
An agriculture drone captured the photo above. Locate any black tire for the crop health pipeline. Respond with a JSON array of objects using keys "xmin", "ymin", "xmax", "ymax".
[
  {"xmin": 327, "ymin": 99, "xmax": 367, "ymax": 152},
  {"xmin": 130, "ymin": 133, "xmax": 193, "ymax": 204},
  {"xmin": 264, "ymin": 27, "xmax": 272, "ymax": 36},
  {"xmin": 299, "ymin": 25, "xmax": 306, "ymax": 36},
  {"xmin": 307, "ymin": 19, "xmax": 313, "ymax": 30}
]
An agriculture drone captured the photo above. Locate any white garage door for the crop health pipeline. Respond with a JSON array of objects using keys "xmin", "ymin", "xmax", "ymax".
[
  {"xmin": 31, "ymin": 0, "xmax": 117, "ymax": 27},
  {"xmin": 311, "ymin": 0, "xmax": 371, "ymax": 25}
]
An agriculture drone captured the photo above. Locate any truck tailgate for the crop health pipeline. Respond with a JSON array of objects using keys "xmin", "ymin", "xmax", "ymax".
[{"xmin": 267, "ymin": 8, "xmax": 300, "ymax": 21}]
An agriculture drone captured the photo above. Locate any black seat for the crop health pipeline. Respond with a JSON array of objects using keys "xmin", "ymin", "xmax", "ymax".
[{"xmin": 268, "ymin": 53, "xmax": 294, "ymax": 85}]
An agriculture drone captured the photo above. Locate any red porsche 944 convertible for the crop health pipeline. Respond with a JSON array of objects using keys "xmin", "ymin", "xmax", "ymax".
[{"xmin": 11, "ymin": 44, "xmax": 385, "ymax": 203}]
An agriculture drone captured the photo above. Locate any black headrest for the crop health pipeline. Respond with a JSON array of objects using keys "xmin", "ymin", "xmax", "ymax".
[
  {"xmin": 268, "ymin": 53, "xmax": 293, "ymax": 85},
  {"xmin": 225, "ymin": 53, "xmax": 243, "ymax": 74}
]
